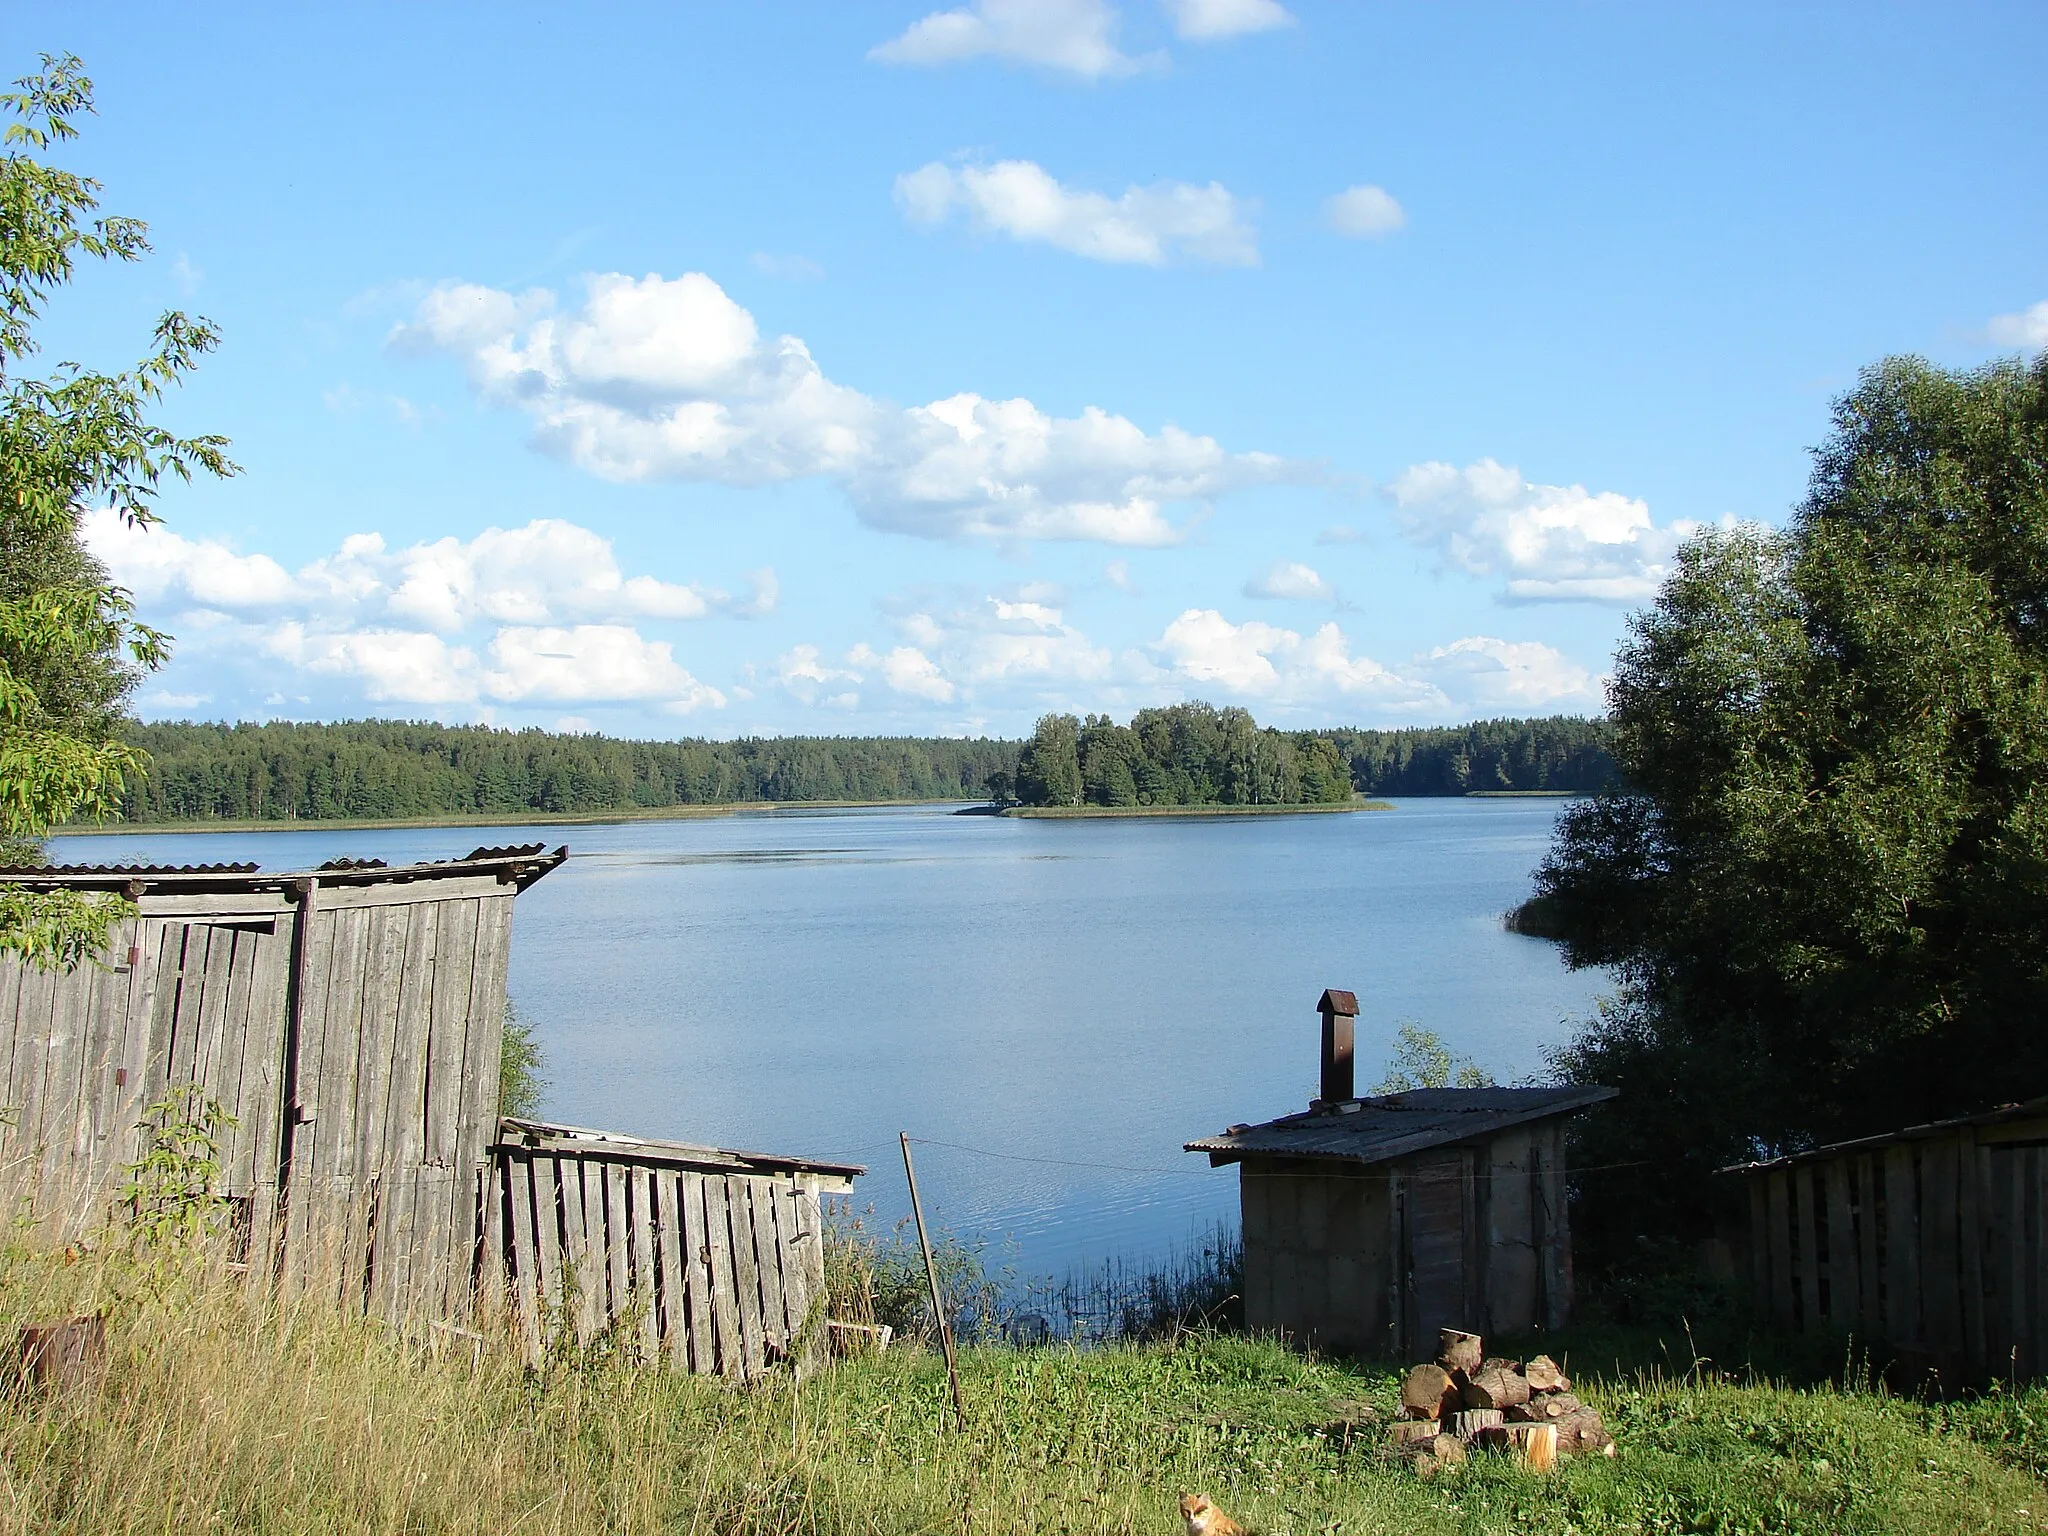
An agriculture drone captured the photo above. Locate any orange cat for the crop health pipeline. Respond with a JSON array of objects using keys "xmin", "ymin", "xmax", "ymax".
[{"xmin": 1179, "ymin": 1493, "xmax": 1245, "ymax": 1536}]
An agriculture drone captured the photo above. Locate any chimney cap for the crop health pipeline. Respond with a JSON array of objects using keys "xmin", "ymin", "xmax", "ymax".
[{"xmin": 1317, "ymin": 988, "xmax": 1359, "ymax": 1017}]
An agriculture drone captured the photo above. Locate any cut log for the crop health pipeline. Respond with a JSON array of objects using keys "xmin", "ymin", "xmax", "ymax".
[
  {"xmin": 1461, "ymin": 1365, "xmax": 1531, "ymax": 1411},
  {"xmin": 1523, "ymin": 1353, "xmax": 1568, "ymax": 1393},
  {"xmin": 1431, "ymin": 1432, "xmax": 1467, "ymax": 1467},
  {"xmin": 1511, "ymin": 1423, "xmax": 1558, "ymax": 1473},
  {"xmin": 1447, "ymin": 1409, "xmax": 1503, "ymax": 1441},
  {"xmin": 1389, "ymin": 1420, "xmax": 1442, "ymax": 1446},
  {"xmin": 1437, "ymin": 1328, "xmax": 1484, "ymax": 1375},
  {"xmin": 1555, "ymin": 1406, "xmax": 1604, "ymax": 1454},
  {"xmin": 1504, "ymin": 1402, "xmax": 1541, "ymax": 1423},
  {"xmin": 1400, "ymin": 1363, "xmax": 1454, "ymax": 1416},
  {"xmin": 1538, "ymin": 1392, "xmax": 1582, "ymax": 1420}
]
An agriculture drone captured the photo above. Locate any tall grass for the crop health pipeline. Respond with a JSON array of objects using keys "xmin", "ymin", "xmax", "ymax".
[{"xmin": 1, "ymin": 1235, "xmax": 2043, "ymax": 1534}]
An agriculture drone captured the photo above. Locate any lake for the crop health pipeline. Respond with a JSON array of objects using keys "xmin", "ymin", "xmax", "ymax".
[{"xmin": 50, "ymin": 797, "xmax": 1609, "ymax": 1282}]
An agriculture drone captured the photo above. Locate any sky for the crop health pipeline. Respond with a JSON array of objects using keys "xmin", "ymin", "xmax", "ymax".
[{"xmin": 21, "ymin": 1, "xmax": 2048, "ymax": 739}]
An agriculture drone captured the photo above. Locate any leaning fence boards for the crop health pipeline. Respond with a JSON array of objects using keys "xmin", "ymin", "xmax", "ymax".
[
  {"xmin": 486, "ymin": 1119, "xmax": 861, "ymax": 1381},
  {"xmin": 1724, "ymin": 1098, "xmax": 2048, "ymax": 1385}
]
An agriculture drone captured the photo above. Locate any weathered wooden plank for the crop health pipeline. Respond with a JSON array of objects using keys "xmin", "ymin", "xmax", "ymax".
[
  {"xmin": 505, "ymin": 1154, "xmax": 542, "ymax": 1363},
  {"xmin": 1921, "ymin": 1136, "xmax": 1963, "ymax": 1360},
  {"xmin": 1883, "ymin": 1144, "xmax": 1920, "ymax": 1344},
  {"xmin": 701, "ymin": 1175, "xmax": 743, "ymax": 1377},
  {"xmin": 31, "ymin": 959, "xmax": 92, "ymax": 1226},
  {"xmin": 776, "ymin": 1178, "xmax": 809, "ymax": 1348},
  {"xmin": 1959, "ymin": 1130, "xmax": 1988, "ymax": 1378},
  {"xmin": 530, "ymin": 1155, "xmax": 565, "ymax": 1346},
  {"xmin": 141, "ymin": 923, "xmax": 188, "ymax": 1102},
  {"xmin": 9, "ymin": 942, "xmax": 66, "ymax": 1218},
  {"xmin": 351, "ymin": 905, "xmax": 410, "ymax": 1184},
  {"xmin": 188, "ymin": 920, "xmax": 236, "ymax": 1102},
  {"xmin": 1793, "ymin": 1165, "xmax": 1822, "ymax": 1332},
  {"xmin": 473, "ymin": 1160, "xmax": 504, "ymax": 1325},
  {"xmin": 603, "ymin": 1161, "xmax": 632, "ymax": 1332},
  {"xmin": 70, "ymin": 924, "xmax": 129, "ymax": 1190},
  {"xmin": 655, "ymin": 1168, "xmax": 690, "ymax": 1369},
  {"xmin": 206, "ymin": 929, "xmax": 261, "ymax": 1191},
  {"xmin": 629, "ymin": 1164, "xmax": 659, "ymax": 1359},
  {"xmin": 1823, "ymin": 1157, "xmax": 1856, "ymax": 1330},
  {"xmin": 424, "ymin": 898, "xmax": 477, "ymax": 1170},
  {"xmin": 1748, "ymin": 1174, "xmax": 1770, "ymax": 1316},
  {"xmin": 1855, "ymin": 1153, "xmax": 1883, "ymax": 1337},
  {"xmin": 749, "ymin": 1177, "xmax": 790, "ymax": 1355},
  {"xmin": 555, "ymin": 1152, "xmax": 590, "ymax": 1342},
  {"xmin": 680, "ymin": 1171, "xmax": 716, "ymax": 1375},
  {"xmin": 2005, "ymin": 1149, "xmax": 2031, "ymax": 1380},
  {"xmin": 308, "ymin": 905, "xmax": 369, "ymax": 1198},
  {"xmin": 379, "ymin": 902, "xmax": 439, "ymax": 1192},
  {"xmin": 80, "ymin": 918, "xmax": 142, "ymax": 1197},
  {"xmin": 1766, "ymin": 1168, "xmax": 1796, "ymax": 1330},
  {"xmin": 454, "ymin": 899, "xmax": 512, "ymax": 1203},
  {"xmin": 795, "ymin": 1176, "xmax": 827, "ymax": 1348},
  {"xmin": 2031, "ymin": 1148, "xmax": 2047, "ymax": 1382}
]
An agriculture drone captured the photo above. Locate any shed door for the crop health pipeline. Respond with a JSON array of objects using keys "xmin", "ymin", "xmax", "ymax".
[{"xmin": 1401, "ymin": 1149, "xmax": 1475, "ymax": 1359}]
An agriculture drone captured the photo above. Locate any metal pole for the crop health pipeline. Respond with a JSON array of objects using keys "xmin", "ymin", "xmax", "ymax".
[{"xmin": 900, "ymin": 1131, "xmax": 967, "ymax": 1430}]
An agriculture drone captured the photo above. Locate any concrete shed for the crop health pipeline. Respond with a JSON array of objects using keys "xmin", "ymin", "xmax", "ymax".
[{"xmin": 1186, "ymin": 989, "xmax": 1614, "ymax": 1358}]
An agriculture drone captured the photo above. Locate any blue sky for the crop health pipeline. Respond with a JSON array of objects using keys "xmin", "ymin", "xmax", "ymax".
[{"xmin": 27, "ymin": 1, "xmax": 2048, "ymax": 738}]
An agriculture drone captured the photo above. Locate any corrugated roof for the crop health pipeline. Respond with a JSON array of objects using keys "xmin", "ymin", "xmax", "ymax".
[
  {"xmin": 1718, "ymin": 1095, "xmax": 2048, "ymax": 1176},
  {"xmin": 1185, "ymin": 1084, "xmax": 1617, "ymax": 1167},
  {"xmin": 494, "ymin": 1116, "xmax": 866, "ymax": 1181},
  {"xmin": 0, "ymin": 843, "xmax": 567, "ymax": 894}
]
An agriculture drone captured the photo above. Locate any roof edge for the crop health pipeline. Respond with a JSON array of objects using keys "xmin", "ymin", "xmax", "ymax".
[
  {"xmin": 1717, "ymin": 1095, "xmax": 2048, "ymax": 1175},
  {"xmin": 1184, "ymin": 1083, "xmax": 1618, "ymax": 1165}
]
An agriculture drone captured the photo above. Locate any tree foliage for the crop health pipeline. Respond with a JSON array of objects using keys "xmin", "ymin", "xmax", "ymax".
[
  {"xmin": 1013, "ymin": 703, "xmax": 1358, "ymax": 808},
  {"xmin": 1539, "ymin": 353, "xmax": 2048, "ymax": 1259},
  {"xmin": 0, "ymin": 55, "xmax": 232, "ymax": 966}
]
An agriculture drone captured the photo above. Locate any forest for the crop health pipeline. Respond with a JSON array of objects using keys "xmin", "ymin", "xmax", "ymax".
[{"xmin": 91, "ymin": 714, "xmax": 1615, "ymax": 824}]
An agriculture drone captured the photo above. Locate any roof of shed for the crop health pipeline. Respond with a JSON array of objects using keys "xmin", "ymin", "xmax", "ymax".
[
  {"xmin": 1718, "ymin": 1095, "xmax": 2048, "ymax": 1176},
  {"xmin": 494, "ymin": 1117, "xmax": 866, "ymax": 1182},
  {"xmin": 0, "ymin": 842, "xmax": 567, "ymax": 895},
  {"xmin": 1185, "ymin": 1084, "xmax": 1618, "ymax": 1167}
]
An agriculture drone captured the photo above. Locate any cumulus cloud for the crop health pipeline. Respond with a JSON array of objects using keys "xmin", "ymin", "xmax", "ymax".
[
  {"xmin": 896, "ymin": 159, "xmax": 1256, "ymax": 267},
  {"xmin": 84, "ymin": 511, "xmax": 741, "ymax": 716},
  {"xmin": 1152, "ymin": 609, "xmax": 1602, "ymax": 715},
  {"xmin": 1387, "ymin": 457, "xmax": 1697, "ymax": 604},
  {"xmin": 1162, "ymin": 0, "xmax": 1294, "ymax": 40},
  {"xmin": 1988, "ymin": 300, "xmax": 2048, "ymax": 349},
  {"xmin": 1243, "ymin": 560, "xmax": 1336, "ymax": 603},
  {"xmin": 1325, "ymin": 184, "xmax": 1406, "ymax": 239},
  {"xmin": 869, "ymin": 0, "xmax": 1139, "ymax": 78},
  {"xmin": 392, "ymin": 271, "xmax": 1286, "ymax": 545}
]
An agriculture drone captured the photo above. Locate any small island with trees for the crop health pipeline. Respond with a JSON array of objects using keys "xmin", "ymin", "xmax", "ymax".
[{"xmin": 991, "ymin": 701, "xmax": 1385, "ymax": 815}]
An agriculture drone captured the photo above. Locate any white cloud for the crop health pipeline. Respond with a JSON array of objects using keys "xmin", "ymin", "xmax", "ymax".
[
  {"xmin": 1325, "ymin": 184, "xmax": 1407, "ymax": 239},
  {"xmin": 1387, "ymin": 457, "xmax": 1697, "ymax": 604},
  {"xmin": 897, "ymin": 159, "xmax": 1258, "ymax": 267},
  {"xmin": 1162, "ymin": 0, "xmax": 1294, "ymax": 40},
  {"xmin": 1987, "ymin": 300, "xmax": 2048, "ymax": 349},
  {"xmin": 1243, "ymin": 560, "xmax": 1336, "ymax": 603},
  {"xmin": 762, "ymin": 645, "xmax": 862, "ymax": 711},
  {"xmin": 1104, "ymin": 559, "xmax": 1136, "ymax": 591},
  {"xmin": 484, "ymin": 625, "xmax": 723, "ymax": 710},
  {"xmin": 393, "ymin": 271, "xmax": 1287, "ymax": 545},
  {"xmin": 1152, "ymin": 609, "xmax": 1602, "ymax": 716},
  {"xmin": 1404, "ymin": 635, "xmax": 1601, "ymax": 715},
  {"xmin": 869, "ymin": 0, "xmax": 1139, "ymax": 78},
  {"xmin": 86, "ymin": 512, "xmax": 744, "ymax": 717},
  {"xmin": 849, "ymin": 643, "xmax": 958, "ymax": 702}
]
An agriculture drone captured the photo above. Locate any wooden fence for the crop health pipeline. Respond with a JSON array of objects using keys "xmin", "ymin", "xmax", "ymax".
[
  {"xmin": 1729, "ymin": 1097, "xmax": 2048, "ymax": 1384},
  {"xmin": 483, "ymin": 1120, "xmax": 862, "ymax": 1377}
]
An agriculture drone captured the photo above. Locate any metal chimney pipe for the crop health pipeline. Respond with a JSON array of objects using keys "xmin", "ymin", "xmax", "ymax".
[{"xmin": 1317, "ymin": 987, "xmax": 1359, "ymax": 1106}]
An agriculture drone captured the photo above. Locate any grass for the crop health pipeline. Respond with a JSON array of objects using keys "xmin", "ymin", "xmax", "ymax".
[
  {"xmin": 1007, "ymin": 801, "xmax": 1392, "ymax": 819},
  {"xmin": 1, "ymin": 1241, "xmax": 2044, "ymax": 1535}
]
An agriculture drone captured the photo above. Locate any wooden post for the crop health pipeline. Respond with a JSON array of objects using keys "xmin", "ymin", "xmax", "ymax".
[{"xmin": 900, "ymin": 1132, "xmax": 966, "ymax": 1431}]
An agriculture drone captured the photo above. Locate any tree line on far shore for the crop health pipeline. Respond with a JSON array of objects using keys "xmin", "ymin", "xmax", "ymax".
[{"xmin": 94, "ymin": 713, "xmax": 1616, "ymax": 825}]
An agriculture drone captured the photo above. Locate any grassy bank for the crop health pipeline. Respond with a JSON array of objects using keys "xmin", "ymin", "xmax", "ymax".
[
  {"xmin": 1007, "ymin": 801, "xmax": 1392, "ymax": 819},
  {"xmin": 1, "ymin": 1246, "xmax": 2043, "ymax": 1534}
]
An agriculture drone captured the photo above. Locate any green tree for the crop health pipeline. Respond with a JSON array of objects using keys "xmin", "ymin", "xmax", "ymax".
[
  {"xmin": 1374, "ymin": 1023, "xmax": 1494, "ymax": 1092},
  {"xmin": 1016, "ymin": 713, "xmax": 1081, "ymax": 807},
  {"xmin": 0, "ymin": 55, "xmax": 234, "ymax": 967},
  {"xmin": 1539, "ymin": 353, "xmax": 2048, "ymax": 1260}
]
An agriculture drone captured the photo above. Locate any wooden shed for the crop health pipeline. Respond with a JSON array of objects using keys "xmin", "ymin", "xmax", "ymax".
[
  {"xmin": 1186, "ymin": 989, "xmax": 1614, "ymax": 1359},
  {"xmin": 1722, "ymin": 1097, "xmax": 2048, "ymax": 1386},
  {"xmin": 0, "ymin": 844, "xmax": 564, "ymax": 1318}
]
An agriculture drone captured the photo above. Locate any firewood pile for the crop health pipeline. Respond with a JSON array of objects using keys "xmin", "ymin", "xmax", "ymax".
[{"xmin": 1386, "ymin": 1328, "xmax": 1615, "ymax": 1477}]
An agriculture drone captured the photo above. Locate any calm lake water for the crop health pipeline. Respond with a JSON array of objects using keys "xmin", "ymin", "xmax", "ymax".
[{"xmin": 51, "ymin": 798, "xmax": 1610, "ymax": 1280}]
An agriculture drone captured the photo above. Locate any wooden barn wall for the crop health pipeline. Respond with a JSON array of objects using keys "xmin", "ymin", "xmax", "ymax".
[
  {"xmin": 0, "ymin": 878, "xmax": 517, "ymax": 1326},
  {"xmin": 1746, "ymin": 1117, "xmax": 2048, "ymax": 1383},
  {"xmin": 485, "ymin": 1141, "xmax": 828, "ymax": 1380},
  {"xmin": 1240, "ymin": 1121, "xmax": 1575, "ymax": 1360}
]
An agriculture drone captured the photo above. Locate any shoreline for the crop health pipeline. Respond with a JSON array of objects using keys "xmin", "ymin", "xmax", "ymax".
[
  {"xmin": 51, "ymin": 798, "xmax": 973, "ymax": 837},
  {"xmin": 1004, "ymin": 800, "xmax": 1393, "ymax": 819}
]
